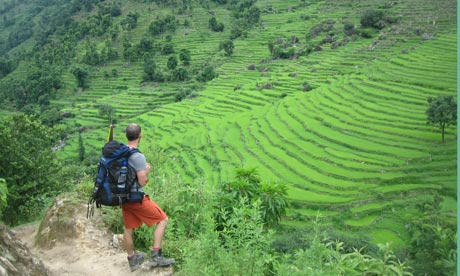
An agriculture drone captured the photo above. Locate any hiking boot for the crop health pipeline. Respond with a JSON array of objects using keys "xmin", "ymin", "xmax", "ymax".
[
  {"xmin": 128, "ymin": 252, "xmax": 146, "ymax": 272},
  {"xmin": 150, "ymin": 250, "xmax": 175, "ymax": 267}
]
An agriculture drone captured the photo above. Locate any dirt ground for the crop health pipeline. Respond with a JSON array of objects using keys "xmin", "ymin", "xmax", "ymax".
[{"xmin": 13, "ymin": 204, "xmax": 173, "ymax": 276}]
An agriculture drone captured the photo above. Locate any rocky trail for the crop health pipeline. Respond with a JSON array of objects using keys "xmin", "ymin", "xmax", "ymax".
[{"xmin": 11, "ymin": 197, "xmax": 173, "ymax": 276}]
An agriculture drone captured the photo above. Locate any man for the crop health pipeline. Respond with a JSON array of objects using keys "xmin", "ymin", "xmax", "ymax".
[{"xmin": 122, "ymin": 123, "xmax": 175, "ymax": 272}]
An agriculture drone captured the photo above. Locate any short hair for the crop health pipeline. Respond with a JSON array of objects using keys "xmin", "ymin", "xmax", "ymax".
[{"xmin": 126, "ymin": 123, "xmax": 141, "ymax": 141}]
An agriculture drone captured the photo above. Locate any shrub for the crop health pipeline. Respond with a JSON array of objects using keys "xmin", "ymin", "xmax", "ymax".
[
  {"xmin": 177, "ymin": 201, "xmax": 274, "ymax": 276},
  {"xmin": 219, "ymin": 40, "xmax": 234, "ymax": 56},
  {"xmin": 167, "ymin": 56, "xmax": 178, "ymax": 70},
  {"xmin": 148, "ymin": 14, "xmax": 178, "ymax": 35},
  {"xmin": 343, "ymin": 21, "xmax": 355, "ymax": 35},
  {"xmin": 209, "ymin": 17, "xmax": 224, "ymax": 32},
  {"xmin": 360, "ymin": 9, "xmax": 385, "ymax": 29},
  {"xmin": 197, "ymin": 66, "xmax": 217, "ymax": 82}
]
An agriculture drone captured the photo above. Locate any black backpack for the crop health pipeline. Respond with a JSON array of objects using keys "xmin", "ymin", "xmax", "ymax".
[{"xmin": 87, "ymin": 140, "xmax": 144, "ymax": 217}]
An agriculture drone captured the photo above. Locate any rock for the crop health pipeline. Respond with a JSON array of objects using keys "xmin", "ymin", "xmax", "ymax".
[
  {"xmin": 0, "ymin": 225, "xmax": 50, "ymax": 275},
  {"xmin": 35, "ymin": 196, "xmax": 83, "ymax": 249}
]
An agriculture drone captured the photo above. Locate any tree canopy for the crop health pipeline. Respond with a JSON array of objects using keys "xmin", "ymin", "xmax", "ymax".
[
  {"xmin": 0, "ymin": 113, "xmax": 63, "ymax": 225},
  {"xmin": 426, "ymin": 95, "xmax": 457, "ymax": 143}
]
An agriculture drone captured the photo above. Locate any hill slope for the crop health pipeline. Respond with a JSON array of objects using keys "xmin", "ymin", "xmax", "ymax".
[{"xmin": 1, "ymin": 0, "xmax": 456, "ymax": 248}]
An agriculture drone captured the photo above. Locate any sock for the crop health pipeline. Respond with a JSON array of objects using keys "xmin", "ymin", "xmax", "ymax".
[
  {"xmin": 152, "ymin": 247, "xmax": 161, "ymax": 252},
  {"xmin": 128, "ymin": 251, "xmax": 135, "ymax": 259}
]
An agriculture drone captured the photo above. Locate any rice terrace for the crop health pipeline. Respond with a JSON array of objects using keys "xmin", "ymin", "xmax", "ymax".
[{"xmin": 0, "ymin": 0, "xmax": 457, "ymax": 274}]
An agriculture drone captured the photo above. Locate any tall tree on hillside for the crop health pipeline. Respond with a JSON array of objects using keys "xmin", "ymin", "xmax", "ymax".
[
  {"xmin": 99, "ymin": 104, "xmax": 116, "ymax": 124},
  {"xmin": 71, "ymin": 65, "xmax": 90, "ymax": 89},
  {"xmin": 426, "ymin": 95, "xmax": 457, "ymax": 143},
  {"xmin": 78, "ymin": 133, "xmax": 85, "ymax": 162},
  {"xmin": 219, "ymin": 40, "xmax": 234, "ymax": 56},
  {"xmin": 179, "ymin": 48, "xmax": 191, "ymax": 66}
]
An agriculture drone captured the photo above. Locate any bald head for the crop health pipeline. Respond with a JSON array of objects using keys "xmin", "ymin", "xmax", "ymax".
[{"xmin": 126, "ymin": 123, "xmax": 142, "ymax": 141}]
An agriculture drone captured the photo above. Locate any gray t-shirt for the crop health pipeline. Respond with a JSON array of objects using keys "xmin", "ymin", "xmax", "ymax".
[{"xmin": 128, "ymin": 152, "xmax": 146, "ymax": 193}]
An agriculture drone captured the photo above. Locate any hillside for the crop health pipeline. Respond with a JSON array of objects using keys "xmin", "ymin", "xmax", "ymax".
[{"xmin": 0, "ymin": 0, "xmax": 457, "ymax": 252}]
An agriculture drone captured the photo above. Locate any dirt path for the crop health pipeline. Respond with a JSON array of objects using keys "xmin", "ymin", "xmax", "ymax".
[{"xmin": 13, "ymin": 204, "xmax": 173, "ymax": 276}]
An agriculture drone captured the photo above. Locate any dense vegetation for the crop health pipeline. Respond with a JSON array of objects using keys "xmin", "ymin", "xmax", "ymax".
[{"xmin": 0, "ymin": 0, "xmax": 456, "ymax": 275}]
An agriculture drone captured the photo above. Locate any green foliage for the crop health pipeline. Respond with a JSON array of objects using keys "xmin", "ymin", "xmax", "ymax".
[
  {"xmin": 0, "ymin": 113, "xmax": 63, "ymax": 225},
  {"xmin": 219, "ymin": 40, "xmax": 234, "ymax": 56},
  {"xmin": 78, "ymin": 133, "xmax": 85, "ymax": 162},
  {"xmin": 273, "ymin": 215, "xmax": 413, "ymax": 276},
  {"xmin": 426, "ymin": 95, "xmax": 457, "ymax": 143},
  {"xmin": 143, "ymin": 57, "xmax": 164, "ymax": 82},
  {"xmin": 343, "ymin": 21, "xmax": 355, "ymax": 36},
  {"xmin": 82, "ymin": 40, "xmax": 101, "ymax": 65},
  {"xmin": 209, "ymin": 17, "xmax": 224, "ymax": 32},
  {"xmin": 7, "ymin": 19, "xmax": 33, "ymax": 49},
  {"xmin": 216, "ymin": 168, "xmax": 288, "ymax": 228},
  {"xmin": 98, "ymin": 104, "xmax": 116, "ymax": 124},
  {"xmin": 177, "ymin": 201, "xmax": 274, "ymax": 276},
  {"xmin": 407, "ymin": 195, "xmax": 456, "ymax": 276},
  {"xmin": 161, "ymin": 43, "xmax": 175, "ymax": 55},
  {"xmin": 0, "ymin": 58, "xmax": 15, "ymax": 78},
  {"xmin": 39, "ymin": 107, "xmax": 61, "ymax": 127},
  {"xmin": 0, "ymin": 178, "xmax": 7, "ymax": 219},
  {"xmin": 167, "ymin": 55, "xmax": 178, "ymax": 70},
  {"xmin": 258, "ymin": 182, "xmax": 289, "ymax": 228},
  {"xmin": 360, "ymin": 9, "xmax": 386, "ymax": 29},
  {"xmin": 0, "ymin": 63, "xmax": 62, "ymax": 110},
  {"xmin": 269, "ymin": 37, "xmax": 306, "ymax": 59},
  {"xmin": 171, "ymin": 67, "xmax": 190, "ymax": 82},
  {"xmin": 71, "ymin": 65, "xmax": 90, "ymax": 89},
  {"xmin": 121, "ymin": 12, "xmax": 140, "ymax": 30},
  {"xmin": 197, "ymin": 65, "xmax": 218, "ymax": 82},
  {"xmin": 148, "ymin": 14, "xmax": 178, "ymax": 36},
  {"xmin": 179, "ymin": 48, "xmax": 191, "ymax": 66}
]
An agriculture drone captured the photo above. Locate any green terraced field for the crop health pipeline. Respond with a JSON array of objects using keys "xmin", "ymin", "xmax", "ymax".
[{"xmin": 43, "ymin": 0, "xmax": 457, "ymax": 248}]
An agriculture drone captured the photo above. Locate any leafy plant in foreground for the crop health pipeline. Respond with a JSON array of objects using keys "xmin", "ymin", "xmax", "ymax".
[{"xmin": 216, "ymin": 168, "xmax": 288, "ymax": 229}]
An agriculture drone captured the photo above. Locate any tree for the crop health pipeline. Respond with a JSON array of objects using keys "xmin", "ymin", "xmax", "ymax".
[
  {"xmin": 209, "ymin": 17, "xmax": 224, "ymax": 32},
  {"xmin": 121, "ymin": 12, "xmax": 139, "ymax": 30},
  {"xmin": 167, "ymin": 56, "xmax": 178, "ymax": 70},
  {"xmin": 172, "ymin": 67, "xmax": 189, "ymax": 82},
  {"xmin": 197, "ymin": 65, "xmax": 217, "ymax": 82},
  {"xmin": 0, "ymin": 58, "xmax": 14, "ymax": 78},
  {"xmin": 78, "ymin": 133, "xmax": 85, "ymax": 162},
  {"xmin": 360, "ymin": 9, "xmax": 385, "ymax": 29},
  {"xmin": 219, "ymin": 40, "xmax": 234, "ymax": 56},
  {"xmin": 99, "ymin": 104, "xmax": 116, "ymax": 124},
  {"xmin": 0, "ymin": 114, "xmax": 62, "ymax": 225},
  {"xmin": 179, "ymin": 48, "xmax": 191, "ymax": 66},
  {"xmin": 71, "ymin": 65, "xmax": 89, "ymax": 89},
  {"xmin": 143, "ymin": 57, "xmax": 161, "ymax": 82},
  {"xmin": 426, "ymin": 95, "xmax": 456, "ymax": 143}
]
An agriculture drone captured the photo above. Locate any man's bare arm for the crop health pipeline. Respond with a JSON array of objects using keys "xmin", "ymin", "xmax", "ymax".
[{"xmin": 137, "ymin": 163, "xmax": 151, "ymax": 187}]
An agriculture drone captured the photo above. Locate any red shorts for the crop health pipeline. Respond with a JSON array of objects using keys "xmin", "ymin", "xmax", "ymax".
[{"xmin": 122, "ymin": 195, "xmax": 167, "ymax": 229}]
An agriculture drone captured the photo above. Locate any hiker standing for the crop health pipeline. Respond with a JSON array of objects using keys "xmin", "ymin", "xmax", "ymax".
[{"xmin": 122, "ymin": 123, "xmax": 175, "ymax": 271}]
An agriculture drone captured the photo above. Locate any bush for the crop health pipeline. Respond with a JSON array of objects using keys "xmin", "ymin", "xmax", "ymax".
[
  {"xmin": 360, "ymin": 9, "xmax": 385, "ymax": 29},
  {"xmin": 219, "ymin": 40, "xmax": 234, "ymax": 56},
  {"xmin": 197, "ymin": 66, "xmax": 217, "ymax": 82},
  {"xmin": 209, "ymin": 17, "xmax": 224, "ymax": 32},
  {"xmin": 177, "ymin": 201, "xmax": 274, "ymax": 276}
]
